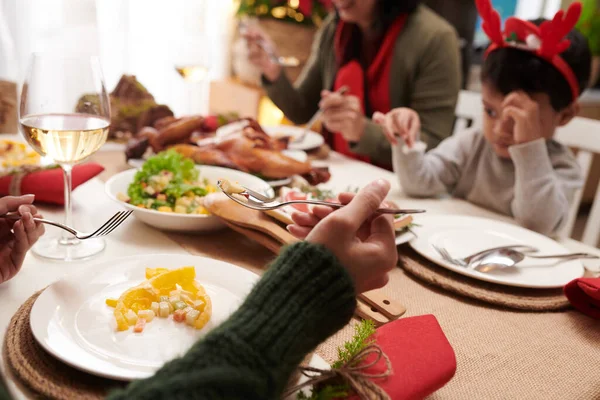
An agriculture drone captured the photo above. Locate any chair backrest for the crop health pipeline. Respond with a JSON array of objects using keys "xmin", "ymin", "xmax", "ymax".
[
  {"xmin": 555, "ymin": 117, "xmax": 600, "ymax": 247},
  {"xmin": 454, "ymin": 90, "xmax": 483, "ymax": 135}
]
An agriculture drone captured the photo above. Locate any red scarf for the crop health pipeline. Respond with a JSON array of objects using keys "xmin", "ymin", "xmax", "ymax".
[{"xmin": 328, "ymin": 15, "xmax": 407, "ymax": 166}]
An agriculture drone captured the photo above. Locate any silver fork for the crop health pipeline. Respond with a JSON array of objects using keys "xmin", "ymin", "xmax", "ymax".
[
  {"xmin": 432, "ymin": 244, "xmax": 539, "ymax": 267},
  {"xmin": 241, "ymin": 185, "xmax": 276, "ymax": 203},
  {"xmin": 293, "ymin": 86, "xmax": 349, "ymax": 144},
  {"xmin": 1, "ymin": 210, "xmax": 133, "ymax": 240},
  {"xmin": 218, "ymin": 181, "xmax": 426, "ymax": 215}
]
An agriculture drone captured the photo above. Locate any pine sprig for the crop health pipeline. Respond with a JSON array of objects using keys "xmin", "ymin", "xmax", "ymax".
[
  {"xmin": 297, "ymin": 320, "xmax": 376, "ymax": 399},
  {"xmin": 332, "ymin": 320, "xmax": 376, "ymax": 369}
]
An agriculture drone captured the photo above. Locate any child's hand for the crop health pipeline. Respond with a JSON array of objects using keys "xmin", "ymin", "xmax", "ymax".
[
  {"xmin": 501, "ymin": 91, "xmax": 544, "ymax": 145},
  {"xmin": 0, "ymin": 195, "xmax": 45, "ymax": 284},
  {"xmin": 373, "ymin": 108, "xmax": 420, "ymax": 147}
]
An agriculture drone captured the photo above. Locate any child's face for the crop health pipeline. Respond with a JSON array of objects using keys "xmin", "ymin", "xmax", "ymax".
[{"xmin": 480, "ymin": 83, "xmax": 576, "ymax": 159}]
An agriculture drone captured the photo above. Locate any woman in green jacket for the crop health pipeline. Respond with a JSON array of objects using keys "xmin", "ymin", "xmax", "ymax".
[
  {"xmin": 1, "ymin": 180, "xmax": 397, "ymax": 400},
  {"xmin": 245, "ymin": 0, "xmax": 461, "ymax": 167}
]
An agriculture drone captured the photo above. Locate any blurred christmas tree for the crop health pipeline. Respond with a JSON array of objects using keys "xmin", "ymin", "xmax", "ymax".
[{"xmin": 236, "ymin": 0, "xmax": 332, "ymax": 27}]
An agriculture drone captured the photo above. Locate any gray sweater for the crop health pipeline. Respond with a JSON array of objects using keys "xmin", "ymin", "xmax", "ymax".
[{"xmin": 392, "ymin": 129, "xmax": 583, "ymax": 236}]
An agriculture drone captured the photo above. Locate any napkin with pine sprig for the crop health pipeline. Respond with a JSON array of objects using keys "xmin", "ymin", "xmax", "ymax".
[{"xmin": 290, "ymin": 315, "xmax": 456, "ymax": 400}]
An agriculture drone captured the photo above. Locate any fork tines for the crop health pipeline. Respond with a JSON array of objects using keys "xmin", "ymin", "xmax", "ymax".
[{"xmin": 90, "ymin": 210, "xmax": 133, "ymax": 239}]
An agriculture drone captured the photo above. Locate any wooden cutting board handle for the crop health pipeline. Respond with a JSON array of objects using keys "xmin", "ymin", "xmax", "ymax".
[
  {"xmin": 359, "ymin": 290, "xmax": 406, "ymax": 320},
  {"xmin": 355, "ymin": 301, "xmax": 389, "ymax": 327},
  {"xmin": 204, "ymin": 194, "xmax": 299, "ymax": 246}
]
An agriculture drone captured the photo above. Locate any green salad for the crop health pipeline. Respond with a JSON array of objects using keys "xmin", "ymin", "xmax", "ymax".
[{"xmin": 119, "ymin": 150, "xmax": 216, "ymax": 214}]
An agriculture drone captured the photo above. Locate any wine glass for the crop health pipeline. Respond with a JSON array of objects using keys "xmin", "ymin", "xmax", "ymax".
[
  {"xmin": 173, "ymin": 36, "xmax": 211, "ymax": 115},
  {"xmin": 19, "ymin": 53, "xmax": 110, "ymax": 261}
]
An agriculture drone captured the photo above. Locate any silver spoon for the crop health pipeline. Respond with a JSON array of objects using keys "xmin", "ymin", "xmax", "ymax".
[{"xmin": 472, "ymin": 248, "xmax": 599, "ymax": 273}]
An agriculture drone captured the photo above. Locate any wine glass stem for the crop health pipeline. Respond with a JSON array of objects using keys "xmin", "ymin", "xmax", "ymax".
[{"xmin": 61, "ymin": 164, "xmax": 75, "ymax": 244}]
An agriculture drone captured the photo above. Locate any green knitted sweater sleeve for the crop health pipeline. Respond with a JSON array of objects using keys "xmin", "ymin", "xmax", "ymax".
[{"xmin": 106, "ymin": 242, "xmax": 357, "ymax": 400}]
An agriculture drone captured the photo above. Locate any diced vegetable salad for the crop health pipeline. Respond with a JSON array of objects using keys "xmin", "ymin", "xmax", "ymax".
[{"xmin": 124, "ymin": 150, "xmax": 216, "ymax": 214}]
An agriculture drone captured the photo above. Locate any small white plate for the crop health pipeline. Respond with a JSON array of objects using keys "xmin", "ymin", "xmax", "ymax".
[
  {"xmin": 216, "ymin": 122, "xmax": 324, "ymax": 151},
  {"xmin": 127, "ymin": 150, "xmax": 306, "ymax": 169},
  {"xmin": 105, "ymin": 165, "xmax": 274, "ymax": 232},
  {"xmin": 29, "ymin": 254, "xmax": 260, "ymax": 381},
  {"xmin": 409, "ymin": 215, "xmax": 585, "ymax": 289},
  {"xmin": 395, "ymin": 229, "xmax": 415, "ymax": 246},
  {"xmin": 263, "ymin": 125, "xmax": 324, "ymax": 151}
]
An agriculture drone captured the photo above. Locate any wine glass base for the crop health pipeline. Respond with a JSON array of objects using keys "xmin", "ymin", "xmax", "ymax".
[{"xmin": 32, "ymin": 235, "xmax": 105, "ymax": 262}]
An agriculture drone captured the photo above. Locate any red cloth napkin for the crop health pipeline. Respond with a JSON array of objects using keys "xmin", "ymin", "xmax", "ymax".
[
  {"xmin": 348, "ymin": 315, "xmax": 456, "ymax": 400},
  {"xmin": 564, "ymin": 278, "xmax": 600, "ymax": 319},
  {"xmin": 0, "ymin": 163, "xmax": 104, "ymax": 205}
]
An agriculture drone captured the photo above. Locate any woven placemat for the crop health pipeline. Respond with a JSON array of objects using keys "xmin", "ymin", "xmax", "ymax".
[
  {"xmin": 399, "ymin": 248, "xmax": 571, "ymax": 311},
  {"xmin": 3, "ymin": 290, "xmax": 126, "ymax": 400}
]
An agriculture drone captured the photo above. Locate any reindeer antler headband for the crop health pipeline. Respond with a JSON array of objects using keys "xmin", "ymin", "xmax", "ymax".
[{"xmin": 476, "ymin": 0, "xmax": 583, "ymax": 101}]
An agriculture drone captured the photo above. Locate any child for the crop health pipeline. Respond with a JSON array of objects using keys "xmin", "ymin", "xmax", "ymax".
[{"xmin": 373, "ymin": 0, "xmax": 591, "ymax": 237}]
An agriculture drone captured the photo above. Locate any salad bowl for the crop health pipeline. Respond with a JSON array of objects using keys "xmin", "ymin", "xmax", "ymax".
[{"xmin": 106, "ymin": 154, "xmax": 274, "ymax": 233}]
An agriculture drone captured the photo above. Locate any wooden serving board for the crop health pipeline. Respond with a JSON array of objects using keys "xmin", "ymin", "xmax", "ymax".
[{"xmin": 204, "ymin": 193, "xmax": 299, "ymax": 246}]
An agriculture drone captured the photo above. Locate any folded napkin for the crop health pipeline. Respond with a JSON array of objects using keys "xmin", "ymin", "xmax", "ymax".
[
  {"xmin": 349, "ymin": 314, "xmax": 456, "ymax": 400},
  {"xmin": 0, "ymin": 163, "xmax": 104, "ymax": 205},
  {"xmin": 564, "ymin": 278, "xmax": 600, "ymax": 319}
]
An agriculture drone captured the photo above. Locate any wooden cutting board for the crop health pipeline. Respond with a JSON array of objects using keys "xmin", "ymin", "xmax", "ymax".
[{"xmin": 204, "ymin": 193, "xmax": 299, "ymax": 246}]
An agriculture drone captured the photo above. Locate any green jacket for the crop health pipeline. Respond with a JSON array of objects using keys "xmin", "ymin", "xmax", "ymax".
[
  {"xmin": 264, "ymin": 5, "xmax": 462, "ymax": 166},
  {"xmin": 0, "ymin": 243, "xmax": 355, "ymax": 400}
]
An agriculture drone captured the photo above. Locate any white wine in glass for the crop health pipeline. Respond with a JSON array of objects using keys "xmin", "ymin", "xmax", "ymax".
[
  {"xmin": 19, "ymin": 54, "xmax": 111, "ymax": 261},
  {"xmin": 175, "ymin": 65, "xmax": 209, "ymax": 83}
]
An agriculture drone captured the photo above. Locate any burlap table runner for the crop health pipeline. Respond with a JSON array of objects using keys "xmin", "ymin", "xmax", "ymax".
[{"xmin": 3, "ymin": 290, "xmax": 126, "ymax": 400}]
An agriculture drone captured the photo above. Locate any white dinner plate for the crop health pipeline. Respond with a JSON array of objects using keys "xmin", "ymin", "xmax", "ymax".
[
  {"xmin": 30, "ymin": 254, "xmax": 260, "ymax": 380},
  {"xmin": 216, "ymin": 122, "xmax": 324, "ymax": 151},
  {"xmin": 409, "ymin": 215, "xmax": 585, "ymax": 289},
  {"xmin": 30, "ymin": 253, "xmax": 330, "ymax": 386},
  {"xmin": 263, "ymin": 125, "xmax": 324, "ymax": 151},
  {"xmin": 105, "ymin": 165, "xmax": 274, "ymax": 232}
]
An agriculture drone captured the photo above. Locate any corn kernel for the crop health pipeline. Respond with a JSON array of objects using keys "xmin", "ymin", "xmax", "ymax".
[{"xmin": 157, "ymin": 206, "xmax": 173, "ymax": 213}]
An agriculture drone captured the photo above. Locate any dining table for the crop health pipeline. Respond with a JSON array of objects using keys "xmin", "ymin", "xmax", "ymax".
[{"xmin": 1, "ymin": 146, "xmax": 599, "ymax": 400}]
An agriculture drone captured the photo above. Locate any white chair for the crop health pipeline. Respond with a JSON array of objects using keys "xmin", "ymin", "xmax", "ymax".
[
  {"xmin": 555, "ymin": 117, "xmax": 600, "ymax": 247},
  {"xmin": 454, "ymin": 90, "xmax": 483, "ymax": 135}
]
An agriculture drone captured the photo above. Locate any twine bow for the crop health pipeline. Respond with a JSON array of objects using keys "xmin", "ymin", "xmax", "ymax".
[{"xmin": 283, "ymin": 345, "xmax": 392, "ymax": 400}]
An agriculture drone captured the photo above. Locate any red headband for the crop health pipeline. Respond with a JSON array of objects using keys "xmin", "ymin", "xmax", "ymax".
[{"xmin": 476, "ymin": 0, "xmax": 583, "ymax": 101}]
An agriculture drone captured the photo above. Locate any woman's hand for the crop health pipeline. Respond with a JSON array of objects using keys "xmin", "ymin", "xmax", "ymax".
[
  {"xmin": 242, "ymin": 26, "xmax": 282, "ymax": 82},
  {"xmin": 0, "ymin": 195, "xmax": 45, "ymax": 284},
  {"xmin": 320, "ymin": 90, "xmax": 366, "ymax": 143},
  {"xmin": 288, "ymin": 180, "xmax": 398, "ymax": 293},
  {"xmin": 373, "ymin": 108, "xmax": 420, "ymax": 148}
]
